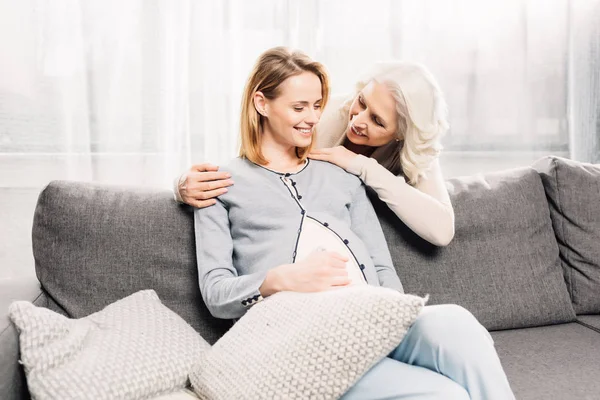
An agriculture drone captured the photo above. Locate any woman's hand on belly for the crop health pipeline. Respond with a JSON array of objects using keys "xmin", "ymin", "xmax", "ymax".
[{"xmin": 259, "ymin": 251, "xmax": 351, "ymax": 296}]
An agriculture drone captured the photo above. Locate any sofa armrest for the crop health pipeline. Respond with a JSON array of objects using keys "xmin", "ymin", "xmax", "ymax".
[{"xmin": 0, "ymin": 276, "xmax": 45, "ymax": 400}]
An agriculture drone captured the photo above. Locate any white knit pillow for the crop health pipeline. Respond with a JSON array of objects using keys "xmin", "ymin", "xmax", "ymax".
[
  {"xmin": 9, "ymin": 290, "xmax": 209, "ymax": 400},
  {"xmin": 189, "ymin": 286, "xmax": 426, "ymax": 400}
]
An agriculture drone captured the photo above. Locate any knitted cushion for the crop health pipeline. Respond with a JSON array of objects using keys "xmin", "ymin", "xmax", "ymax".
[
  {"xmin": 9, "ymin": 290, "xmax": 209, "ymax": 400},
  {"xmin": 189, "ymin": 286, "xmax": 426, "ymax": 400},
  {"xmin": 151, "ymin": 389, "xmax": 199, "ymax": 399}
]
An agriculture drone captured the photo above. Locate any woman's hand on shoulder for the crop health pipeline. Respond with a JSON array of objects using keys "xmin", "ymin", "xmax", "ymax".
[
  {"xmin": 308, "ymin": 146, "xmax": 358, "ymax": 171},
  {"xmin": 178, "ymin": 163, "xmax": 234, "ymax": 208}
]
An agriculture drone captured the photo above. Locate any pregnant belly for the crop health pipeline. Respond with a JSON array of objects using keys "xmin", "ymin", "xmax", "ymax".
[{"xmin": 294, "ymin": 215, "xmax": 366, "ymax": 285}]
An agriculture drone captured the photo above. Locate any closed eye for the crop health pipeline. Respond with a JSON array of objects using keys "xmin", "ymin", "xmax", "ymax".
[{"xmin": 359, "ymin": 95, "xmax": 384, "ymax": 127}]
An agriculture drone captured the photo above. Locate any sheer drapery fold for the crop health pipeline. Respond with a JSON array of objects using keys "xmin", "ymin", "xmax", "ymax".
[{"xmin": 0, "ymin": 0, "xmax": 597, "ymax": 188}]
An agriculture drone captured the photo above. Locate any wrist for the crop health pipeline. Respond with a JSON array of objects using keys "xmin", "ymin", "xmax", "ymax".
[
  {"xmin": 346, "ymin": 154, "xmax": 368, "ymax": 176},
  {"xmin": 259, "ymin": 267, "xmax": 285, "ymax": 297},
  {"xmin": 173, "ymin": 173, "xmax": 186, "ymax": 203}
]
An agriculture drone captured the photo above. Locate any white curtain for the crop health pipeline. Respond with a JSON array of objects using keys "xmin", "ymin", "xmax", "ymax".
[
  {"xmin": 569, "ymin": 0, "xmax": 600, "ymax": 163},
  {"xmin": 0, "ymin": 0, "xmax": 193, "ymax": 188},
  {"xmin": 0, "ymin": 0, "xmax": 598, "ymax": 189}
]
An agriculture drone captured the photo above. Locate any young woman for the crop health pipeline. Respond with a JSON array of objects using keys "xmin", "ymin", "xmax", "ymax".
[
  {"xmin": 178, "ymin": 61, "xmax": 454, "ymax": 247},
  {"xmin": 194, "ymin": 47, "xmax": 514, "ymax": 399}
]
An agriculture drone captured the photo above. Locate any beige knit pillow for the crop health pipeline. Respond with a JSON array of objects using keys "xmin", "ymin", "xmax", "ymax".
[
  {"xmin": 9, "ymin": 290, "xmax": 209, "ymax": 400},
  {"xmin": 189, "ymin": 285, "xmax": 426, "ymax": 400}
]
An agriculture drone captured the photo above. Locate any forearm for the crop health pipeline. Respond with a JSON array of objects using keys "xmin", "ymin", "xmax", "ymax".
[
  {"xmin": 204, "ymin": 263, "xmax": 294, "ymax": 318},
  {"xmin": 348, "ymin": 155, "xmax": 455, "ymax": 246},
  {"xmin": 201, "ymin": 270, "xmax": 269, "ymax": 320},
  {"xmin": 195, "ymin": 204, "xmax": 264, "ymax": 320}
]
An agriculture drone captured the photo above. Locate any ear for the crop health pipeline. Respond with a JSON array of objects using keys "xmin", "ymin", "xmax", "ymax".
[
  {"xmin": 396, "ymin": 129, "xmax": 405, "ymax": 141},
  {"xmin": 253, "ymin": 92, "xmax": 268, "ymax": 117}
]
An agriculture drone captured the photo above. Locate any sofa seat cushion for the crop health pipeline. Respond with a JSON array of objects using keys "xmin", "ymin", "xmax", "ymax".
[
  {"xmin": 9, "ymin": 290, "xmax": 209, "ymax": 400},
  {"xmin": 372, "ymin": 167, "xmax": 576, "ymax": 330},
  {"xmin": 190, "ymin": 286, "xmax": 426, "ymax": 400},
  {"xmin": 533, "ymin": 156, "xmax": 600, "ymax": 314},
  {"xmin": 492, "ymin": 322, "xmax": 600, "ymax": 400},
  {"xmin": 577, "ymin": 315, "xmax": 600, "ymax": 332}
]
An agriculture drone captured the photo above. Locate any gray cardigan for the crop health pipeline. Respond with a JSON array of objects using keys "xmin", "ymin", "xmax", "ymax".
[{"xmin": 194, "ymin": 157, "xmax": 403, "ymax": 320}]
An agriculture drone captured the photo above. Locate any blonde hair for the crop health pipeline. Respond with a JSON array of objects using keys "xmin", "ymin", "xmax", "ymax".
[
  {"xmin": 343, "ymin": 62, "xmax": 449, "ymax": 185},
  {"xmin": 239, "ymin": 47, "xmax": 330, "ymax": 165}
]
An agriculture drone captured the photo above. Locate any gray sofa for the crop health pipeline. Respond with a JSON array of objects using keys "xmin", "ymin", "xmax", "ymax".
[{"xmin": 1, "ymin": 155, "xmax": 599, "ymax": 400}]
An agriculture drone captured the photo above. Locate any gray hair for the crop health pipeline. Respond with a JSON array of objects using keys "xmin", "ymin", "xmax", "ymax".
[{"xmin": 342, "ymin": 62, "xmax": 449, "ymax": 185}]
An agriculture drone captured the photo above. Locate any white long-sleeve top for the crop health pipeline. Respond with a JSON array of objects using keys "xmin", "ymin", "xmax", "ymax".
[
  {"xmin": 314, "ymin": 94, "xmax": 455, "ymax": 246},
  {"xmin": 346, "ymin": 155, "xmax": 455, "ymax": 246}
]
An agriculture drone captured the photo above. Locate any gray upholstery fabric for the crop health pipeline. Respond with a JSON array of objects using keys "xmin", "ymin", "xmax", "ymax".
[
  {"xmin": 577, "ymin": 315, "xmax": 600, "ymax": 332},
  {"xmin": 533, "ymin": 156, "xmax": 600, "ymax": 314},
  {"xmin": 32, "ymin": 181, "xmax": 230, "ymax": 344},
  {"xmin": 492, "ymin": 323, "xmax": 600, "ymax": 400},
  {"xmin": 371, "ymin": 167, "xmax": 576, "ymax": 330},
  {"xmin": 0, "ymin": 323, "xmax": 26, "ymax": 400},
  {"xmin": 0, "ymin": 277, "xmax": 45, "ymax": 400}
]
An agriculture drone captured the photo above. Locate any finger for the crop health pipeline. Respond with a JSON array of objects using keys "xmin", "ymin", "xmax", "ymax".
[
  {"xmin": 329, "ymin": 260, "xmax": 347, "ymax": 269},
  {"xmin": 321, "ymin": 262, "xmax": 348, "ymax": 276},
  {"xmin": 190, "ymin": 163, "xmax": 220, "ymax": 173},
  {"xmin": 190, "ymin": 171, "xmax": 232, "ymax": 183},
  {"xmin": 308, "ymin": 153, "xmax": 328, "ymax": 160},
  {"xmin": 321, "ymin": 257, "xmax": 347, "ymax": 270},
  {"xmin": 308, "ymin": 152, "xmax": 330, "ymax": 158},
  {"xmin": 327, "ymin": 251, "xmax": 350, "ymax": 262},
  {"xmin": 194, "ymin": 179, "xmax": 234, "ymax": 192},
  {"xmin": 330, "ymin": 276, "xmax": 351, "ymax": 286},
  {"xmin": 188, "ymin": 198, "xmax": 218, "ymax": 209},
  {"xmin": 312, "ymin": 149, "xmax": 332, "ymax": 156},
  {"xmin": 193, "ymin": 187, "xmax": 228, "ymax": 201}
]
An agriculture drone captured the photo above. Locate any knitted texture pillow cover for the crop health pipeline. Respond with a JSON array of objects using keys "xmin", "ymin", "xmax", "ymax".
[
  {"xmin": 189, "ymin": 285, "xmax": 426, "ymax": 400},
  {"xmin": 9, "ymin": 290, "xmax": 209, "ymax": 400}
]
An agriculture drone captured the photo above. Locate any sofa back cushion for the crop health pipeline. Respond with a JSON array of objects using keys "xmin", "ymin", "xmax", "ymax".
[
  {"xmin": 533, "ymin": 156, "xmax": 600, "ymax": 314},
  {"xmin": 32, "ymin": 181, "xmax": 230, "ymax": 344},
  {"xmin": 371, "ymin": 167, "xmax": 576, "ymax": 330}
]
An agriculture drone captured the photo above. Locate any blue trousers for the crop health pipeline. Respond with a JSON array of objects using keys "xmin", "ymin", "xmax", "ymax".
[{"xmin": 341, "ymin": 305, "xmax": 515, "ymax": 400}]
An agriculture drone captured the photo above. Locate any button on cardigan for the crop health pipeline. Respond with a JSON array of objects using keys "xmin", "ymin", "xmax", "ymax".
[{"xmin": 194, "ymin": 157, "xmax": 403, "ymax": 320}]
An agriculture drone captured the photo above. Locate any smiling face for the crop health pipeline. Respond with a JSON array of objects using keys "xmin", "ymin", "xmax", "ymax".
[
  {"xmin": 257, "ymin": 71, "xmax": 323, "ymax": 150},
  {"xmin": 345, "ymin": 80, "xmax": 400, "ymax": 147}
]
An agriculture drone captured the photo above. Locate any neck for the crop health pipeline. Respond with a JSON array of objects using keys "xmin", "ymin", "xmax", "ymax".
[
  {"xmin": 260, "ymin": 126, "xmax": 304, "ymax": 172},
  {"xmin": 343, "ymin": 137, "xmax": 375, "ymax": 158}
]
